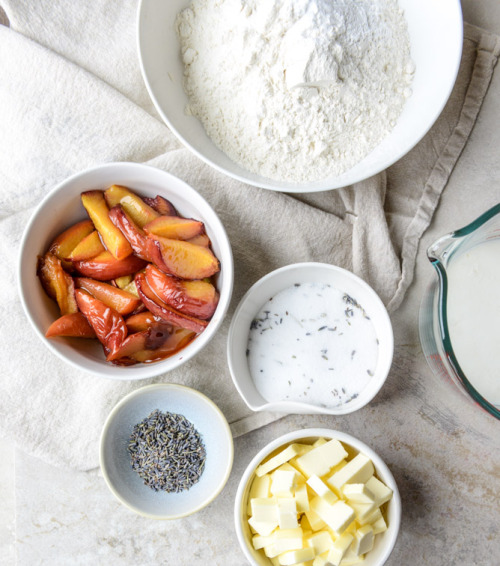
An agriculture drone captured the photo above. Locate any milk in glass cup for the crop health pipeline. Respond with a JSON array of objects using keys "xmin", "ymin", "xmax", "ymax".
[{"xmin": 419, "ymin": 204, "xmax": 500, "ymax": 419}]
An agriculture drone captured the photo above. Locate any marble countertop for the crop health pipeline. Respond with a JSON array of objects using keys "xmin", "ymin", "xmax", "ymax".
[{"xmin": 1, "ymin": 1, "xmax": 499, "ymax": 564}]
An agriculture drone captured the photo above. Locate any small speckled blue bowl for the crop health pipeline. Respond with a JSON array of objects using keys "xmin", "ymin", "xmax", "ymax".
[{"xmin": 100, "ymin": 383, "xmax": 234, "ymax": 519}]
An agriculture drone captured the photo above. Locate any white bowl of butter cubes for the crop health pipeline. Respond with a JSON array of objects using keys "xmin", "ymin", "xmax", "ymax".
[{"xmin": 235, "ymin": 429, "xmax": 401, "ymax": 566}]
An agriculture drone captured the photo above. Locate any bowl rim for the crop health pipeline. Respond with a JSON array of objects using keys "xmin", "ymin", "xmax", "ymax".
[
  {"xmin": 234, "ymin": 427, "xmax": 402, "ymax": 566},
  {"xmin": 136, "ymin": 0, "xmax": 463, "ymax": 192},
  {"xmin": 17, "ymin": 161, "xmax": 234, "ymax": 380},
  {"xmin": 99, "ymin": 382, "xmax": 234, "ymax": 519},
  {"xmin": 227, "ymin": 262, "xmax": 394, "ymax": 415}
]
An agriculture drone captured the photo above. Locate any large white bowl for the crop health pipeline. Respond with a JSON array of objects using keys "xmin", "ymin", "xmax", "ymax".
[
  {"xmin": 18, "ymin": 162, "xmax": 234, "ymax": 380},
  {"xmin": 137, "ymin": 0, "xmax": 463, "ymax": 192},
  {"xmin": 101, "ymin": 383, "xmax": 234, "ymax": 519},
  {"xmin": 235, "ymin": 428, "xmax": 401, "ymax": 566},
  {"xmin": 227, "ymin": 263, "xmax": 394, "ymax": 415}
]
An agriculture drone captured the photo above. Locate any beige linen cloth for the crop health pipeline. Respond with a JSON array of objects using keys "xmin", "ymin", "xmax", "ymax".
[{"xmin": 0, "ymin": 1, "xmax": 498, "ymax": 471}]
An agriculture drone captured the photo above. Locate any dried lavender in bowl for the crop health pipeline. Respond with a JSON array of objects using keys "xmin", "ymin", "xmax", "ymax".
[{"xmin": 128, "ymin": 409, "xmax": 206, "ymax": 493}]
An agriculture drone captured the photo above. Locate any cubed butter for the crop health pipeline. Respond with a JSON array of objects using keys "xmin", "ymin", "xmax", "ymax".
[
  {"xmin": 272, "ymin": 470, "xmax": 299, "ymax": 497},
  {"xmin": 307, "ymin": 475, "xmax": 338, "ymax": 505},
  {"xmin": 294, "ymin": 484, "xmax": 310, "ymax": 513},
  {"xmin": 371, "ymin": 515, "xmax": 388, "ymax": 535},
  {"xmin": 304, "ymin": 508, "xmax": 327, "ymax": 531},
  {"xmin": 313, "ymin": 438, "xmax": 328, "ymax": 448},
  {"xmin": 312, "ymin": 551, "xmax": 330, "ymax": 566},
  {"xmin": 349, "ymin": 501, "xmax": 377, "ymax": 522},
  {"xmin": 295, "ymin": 440, "xmax": 348, "ymax": 478},
  {"xmin": 311, "ymin": 498, "xmax": 355, "ymax": 535},
  {"xmin": 257, "ymin": 444, "xmax": 312, "ymax": 477},
  {"xmin": 342, "ymin": 483, "xmax": 375, "ymax": 505},
  {"xmin": 252, "ymin": 533, "xmax": 275, "ymax": 550},
  {"xmin": 364, "ymin": 476, "xmax": 393, "ymax": 506},
  {"xmin": 338, "ymin": 548, "xmax": 365, "ymax": 565},
  {"xmin": 351, "ymin": 525, "xmax": 374, "ymax": 556},
  {"xmin": 326, "ymin": 454, "xmax": 374, "ymax": 493},
  {"xmin": 247, "ymin": 474, "xmax": 271, "ymax": 515},
  {"xmin": 251, "ymin": 497, "xmax": 279, "ymax": 523},
  {"xmin": 278, "ymin": 498, "xmax": 299, "ymax": 529},
  {"xmin": 356, "ymin": 506, "xmax": 382, "ymax": 527},
  {"xmin": 278, "ymin": 547, "xmax": 316, "ymax": 565},
  {"xmin": 305, "ymin": 530, "xmax": 335, "ymax": 555},
  {"xmin": 263, "ymin": 527, "xmax": 304, "ymax": 558},
  {"xmin": 326, "ymin": 532, "xmax": 354, "ymax": 566},
  {"xmin": 248, "ymin": 515, "xmax": 278, "ymax": 536}
]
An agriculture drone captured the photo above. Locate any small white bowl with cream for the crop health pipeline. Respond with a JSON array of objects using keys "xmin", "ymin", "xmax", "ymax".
[{"xmin": 227, "ymin": 263, "xmax": 393, "ymax": 414}]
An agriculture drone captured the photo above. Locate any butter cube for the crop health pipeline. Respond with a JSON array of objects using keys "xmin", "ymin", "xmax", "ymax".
[
  {"xmin": 251, "ymin": 497, "xmax": 279, "ymax": 523},
  {"xmin": 294, "ymin": 484, "xmax": 310, "ymax": 513},
  {"xmin": 247, "ymin": 474, "xmax": 271, "ymax": 514},
  {"xmin": 326, "ymin": 532, "xmax": 354, "ymax": 566},
  {"xmin": 278, "ymin": 547, "xmax": 316, "ymax": 565},
  {"xmin": 295, "ymin": 440, "xmax": 348, "ymax": 478},
  {"xmin": 307, "ymin": 475, "xmax": 338, "ymax": 505},
  {"xmin": 342, "ymin": 483, "xmax": 375, "ymax": 505},
  {"xmin": 248, "ymin": 515, "xmax": 278, "ymax": 536},
  {"xmin": 257, "ymin": 444, "xmax": 312, "ymax": 477},
  {"xmin": 349, "ymin": 502, "xmax": 377, "ymax": 522},
  {"xmin": 312, "ymin": 552, "xmax": 330, "ymax": 566},
  {"xmin": 313, "ymin": 438, "xmax": 328, "ymax": 448},
  {"xmin": 364, "ymin": 476, "xmax": 393, "ymax": 506},
  {"xmin": 311, "ymin": 498, "xmax": 355, "ymax": 535},
  {"xmin": 351, "ymin": 525, "xmax": 374, "ymax": 556},
  {"xmin": 277, "ymin": 463, "xmax": 307, "ymax": 483},
  {"xmin": 263, "ymin": 527, "xmax": 304, "ymax": 558},
  {"xmin": 272, "ymin": 470, "xmax": 299, "ymax": 497},
  {"xmin": 338, "ymin": 548, "xmax": 365, "ymax": 564},
  {"xmin": 326, "ymin": 454, "xmax": 374, "ymax": 493},
  {"xmin": 278, "ymin": 498, "xmax": 299, "ymax": 529},
  {"xmin": 305, "ymin": 530, "xmax": 334, "ymax": 555},
  {"xmin": 371, "ymin": 515, "xmax": 388, "ymax": 535},
  {"xmin": 252, "ymin": 533, "xmax": 275, "ymax": 550},
  {"xmin": 356, "ymin": 507, "xmax": 382, "ymax": 527},
  {"xmin": 304, "ymin": 508, "xmax": 327, "ymax": 531}
]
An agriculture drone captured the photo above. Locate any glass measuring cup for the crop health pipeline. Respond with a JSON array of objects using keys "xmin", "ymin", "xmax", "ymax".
[{"xmin": 419, "ymin": 203, "xmax": 500, "ymax": 419}]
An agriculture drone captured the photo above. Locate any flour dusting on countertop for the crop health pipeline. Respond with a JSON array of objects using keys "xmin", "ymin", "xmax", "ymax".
[{"xmin": 176, "ymin": 0, "xmax": 414, "ymax": 182}]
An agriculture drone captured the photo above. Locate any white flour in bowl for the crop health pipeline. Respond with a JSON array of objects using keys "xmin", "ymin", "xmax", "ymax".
[{"xmin": 176, "ymin": 0, "xmax": 414, "ymax": 183}]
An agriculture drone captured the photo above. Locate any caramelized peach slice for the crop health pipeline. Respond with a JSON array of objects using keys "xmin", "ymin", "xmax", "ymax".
[
  {"xmin": 68, "ymin": 230, "xmax": 106, "ymax": 261},
  {"xmin": 147, "ymin": 235, "xmax": 220, "ymax": 280},
  {"xmin": 125, "ymin": 311, "xmax": 159, "ymax": 333},
  {"xmin": 143, "ymin": 195, "xmax": 178, "ymax": 217},
  {"xmin": 131, "ymin": 327, "xmax": 196, "ymax": 363},
  {"xmin": 104, "ymin": 185, "xmax": 159, "ymax": 228},
  {"xmin": 186, "ymin": 233, "xmax": 211, "ymax": 248},
  {"xmin": 75, "ymin": 278, "xmax": 142, "ymax": 316},
  {"xmin": 145, "ymin": 265, "xmax": 219, "ymax": 319},
  {"xmin": 144, "ymin": 215, "xmax": 204, "ymax": 240},
  {"xmin": 45, "ymin": 312, "xmax": 96, "ymax": 338},
  {"xmin": 75, "ymin": 289, "xmax": 127, "ymax": 357},
  {"xmin": 73, "ymin": 251, "xmax": 147, "ymax": 281},
  {"xmin": 135, "ymin": 273, "xmax": 208, "ymax": 333},
  {"xmin": 81, "ymin": 191, "xmax": 133, "ymax": 260},
  {"xmin": 37, "ymin": 252, "xmax": 78, "ymax": 315},
  {"xmin": 49, "ymin": 219, "xmax": 94, "ymax": 270},
  {"xmin": 108, "ymin": 205, "xmax": 152, "ymax": 261},
  {"xmin": 106, "ymin": 331, "xmax": 148, "ymax": 362}
]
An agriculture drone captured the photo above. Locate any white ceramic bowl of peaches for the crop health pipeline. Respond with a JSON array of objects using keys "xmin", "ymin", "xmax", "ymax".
[{"xmin": 18, "ymin": 162, "xmax": 233, "ymax": 379}]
